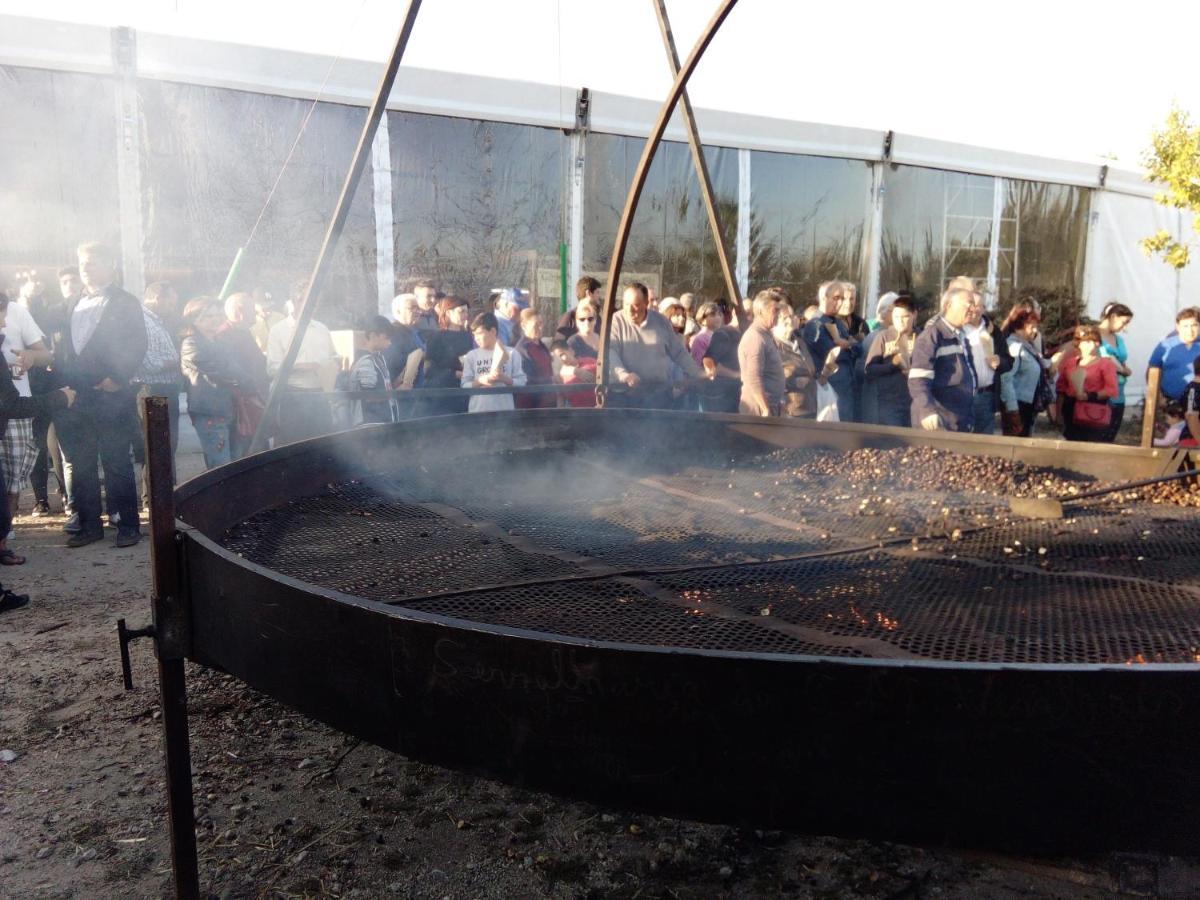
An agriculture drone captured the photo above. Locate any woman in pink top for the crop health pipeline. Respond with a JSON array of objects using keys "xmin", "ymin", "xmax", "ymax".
[{"xmin": 1055, "ymin": 324, "xmax": 1118, "ymax": 443}]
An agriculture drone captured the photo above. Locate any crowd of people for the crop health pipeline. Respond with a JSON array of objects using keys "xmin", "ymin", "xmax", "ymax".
[
  {"xmin": 425, "ymin": 276, "xmax": 1196, "ymax": 455},
  {"xmin": 1, "ymin": 245, "xmax": 1199, "ymax": 614}
]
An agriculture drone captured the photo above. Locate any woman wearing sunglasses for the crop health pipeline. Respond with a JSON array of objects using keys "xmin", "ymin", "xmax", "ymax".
[{"xmin": 567, "ymin": 300, "xmax": 600, "ymax": 361}]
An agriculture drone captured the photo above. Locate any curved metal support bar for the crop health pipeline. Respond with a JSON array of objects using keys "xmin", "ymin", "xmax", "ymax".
[
  {"xmin": 249, "ymin": 0, "xmax": 424, "ymax": 454},
  {"xmin": 651, "ymin": 0, "xmax": 741, "ymax": 320},
  {"xmin": 596, "ymin": 0, "xmax": 741, "ymax": 389}
]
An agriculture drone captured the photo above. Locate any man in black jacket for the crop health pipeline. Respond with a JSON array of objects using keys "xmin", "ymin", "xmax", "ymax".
[{"xmin": 53, "ymin": 242, "xmax": 147, "ymax": 548}]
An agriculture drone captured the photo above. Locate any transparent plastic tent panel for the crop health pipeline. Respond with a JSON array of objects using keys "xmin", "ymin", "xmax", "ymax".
[
  {"xmin": 138, "ymin": 81, "xmax": 377, "ymax": 328},
  {"xmin": 0, "ymin": 65, "xmax": 122, "ymax": 279},
  {"xmin": 749, "ymin": 151, "xmax": 873, "ymax": 306},
  {"xmin": 878, "ymin": 165, "xmax": 995, "ymax": 314},
  {"xmin": 388, "ymin": 110, "xmax": 568, "ymax": 324},
  {"xmin": 999, "ymin": 178, "xmax": 1090, "ymax": 311},
  {"xmin": 583, "ymin": 133, "xmax": 737, "ymax": 301},
  {"xmin": 879, "ymin": 163, "xmax": 1090, "ymax": 316}
]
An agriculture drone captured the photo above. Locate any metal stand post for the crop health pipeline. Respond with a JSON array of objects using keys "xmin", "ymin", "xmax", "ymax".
[
  {"xmin": 1141, "ymin": 367, "xmax": 1162, "ymax": 449},
  {"xmin": 249, "ymin": 0, "xmax": 424, "ymax": 454},
  {"xmin": 596, "ymin": 0, "xmax": 740, "ymax": 389},
  {"xmin": 144, "ymin": 396, "xmax": 199, "ymax": 900}
]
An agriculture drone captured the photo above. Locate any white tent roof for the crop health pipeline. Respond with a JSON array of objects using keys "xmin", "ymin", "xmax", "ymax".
[
  {"xmin": 5, "ymin": 0, "xmax": 1199, "ymax": 169},
  {"xmin": 0, "ymin": 11, "xmax": 1167, "ymax": 198}
]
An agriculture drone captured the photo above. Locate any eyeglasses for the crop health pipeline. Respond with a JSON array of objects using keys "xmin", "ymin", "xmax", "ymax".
[{"xmin": 577, "ymin": 316, "xmax": 595, "ymax": 322}]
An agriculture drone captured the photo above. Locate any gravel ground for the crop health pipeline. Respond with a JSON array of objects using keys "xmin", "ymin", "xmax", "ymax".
[{"xmin": 2, "ymin": 447, "xmax": 1199, "ymax": 898}]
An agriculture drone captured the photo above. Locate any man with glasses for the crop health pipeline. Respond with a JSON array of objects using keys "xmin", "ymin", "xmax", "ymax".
[{"xmin": 493, "ymin": 290, "xmax": 521, "ymax": 347}]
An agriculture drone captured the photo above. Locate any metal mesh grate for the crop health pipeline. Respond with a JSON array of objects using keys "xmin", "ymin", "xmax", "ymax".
[
  {"xmin": 942, "ymin": 506, "xmax": 1200, "ymax": 587},
  {"xmin": 222, "ymin": 481, "xmax": 583, "ymax": 599},
  {"xmin": 400, "ymin": 577, "xmax": 864, "ymax": 658},
  {"xmin": 221, "ymin": 451, "xmax": 1200, "ymax": 665},
  {"xmin": 650, "ymin": 552, "xmax": 1200, "ymax": 664}
]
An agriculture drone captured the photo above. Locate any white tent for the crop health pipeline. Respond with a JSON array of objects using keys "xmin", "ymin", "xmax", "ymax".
[{"xmin": 1, "ymin": 11, "xmax": 1196, "ymax": 402}]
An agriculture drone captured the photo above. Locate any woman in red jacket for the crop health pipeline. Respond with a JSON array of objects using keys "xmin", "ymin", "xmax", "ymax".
[{"xmin": 1055, "ymin": 324, "xmax": 1118, "ymax": 443}]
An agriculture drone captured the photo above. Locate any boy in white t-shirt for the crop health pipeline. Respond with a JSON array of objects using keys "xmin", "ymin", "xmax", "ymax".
[{"xmin": 461, "ymin": 312, "xmax": 525, "ymax": 413}]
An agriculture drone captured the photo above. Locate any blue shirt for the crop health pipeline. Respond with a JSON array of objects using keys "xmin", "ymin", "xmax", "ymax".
[
  {"xmin": 1148, "ymin": 333, "xmax": 1200, "ymax": 401},
  {"xmin": 1098, "ymin": 333, "xmax": 1128, "ymax": 404},
  {"xmin": 496, "ymin": 313, "xmax": 517, "ymax": 348}
]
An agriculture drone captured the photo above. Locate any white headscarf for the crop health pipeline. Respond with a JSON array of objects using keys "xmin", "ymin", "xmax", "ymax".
[{"xmin": 875, "ymin": 291, "xmax": 899, "ymax": 321}]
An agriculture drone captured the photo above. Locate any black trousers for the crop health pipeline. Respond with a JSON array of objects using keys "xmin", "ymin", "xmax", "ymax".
[
  {"xmin": 1016, "ymin": 401, "xmax": 1037, "ymax": 437},
  {"xmin": 876, "ymin": 399, "xmax": 911, "ymax": 429},
  {"xmin": 30, "ymin": 413, "xmax": 66, "ymax": 505},
  {"xmin": 1098, "ymin": 402, "xmax": 1125, "ymax": 443},
  {"xmin": 53, "ymin": 391, "xmax": 140, "ymax": 534}
]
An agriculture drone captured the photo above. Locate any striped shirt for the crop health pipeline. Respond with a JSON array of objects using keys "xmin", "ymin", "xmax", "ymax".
[{"xmin": 133, "ymin": 307, "xmax": 181, "ymax": 385}]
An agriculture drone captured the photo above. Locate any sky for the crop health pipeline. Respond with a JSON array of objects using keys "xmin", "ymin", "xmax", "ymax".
[{"xmin": 5, "ymin": 0, "xmax": 1200, "ymax": 168}]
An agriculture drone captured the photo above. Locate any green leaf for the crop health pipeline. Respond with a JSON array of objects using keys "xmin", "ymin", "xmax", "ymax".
[{"xmin": 1142, "ymin": 106, "xmax": 1200, "ymax": 270}]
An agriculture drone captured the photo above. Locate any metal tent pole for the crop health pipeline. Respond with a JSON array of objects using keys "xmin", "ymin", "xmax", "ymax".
[
  {"xmin": 650, "ymin": 0, "xmax": 741, "ymax": 319},
  {"xmin": 596, "ymin": 0, "xmax": 741, "ymax": 398},
  {"xmin": 249, "ymin": 0, "xmax": 424, "ymax": 453}
]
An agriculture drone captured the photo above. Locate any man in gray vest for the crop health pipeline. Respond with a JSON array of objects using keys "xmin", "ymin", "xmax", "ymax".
[
  {"xmin": 607, "ymin": 282, "xmax": 700, "ymax": 410},
  {"xmin": 738, "ymin": 291, "xmax": 785, "ymax": 416}
]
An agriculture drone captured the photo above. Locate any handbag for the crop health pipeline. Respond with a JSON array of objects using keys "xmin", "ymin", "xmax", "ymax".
[
  {"xmin": 1031, "ymin": 367, "xmax": 1052, "ymax": 413},
  {"xmin": 816, "ymin": 382, "xmax": 839, "ymax": 422},
  {"xmin": 234, "ymin": 390, "xmax": 266, "ymax": 438},
  {"xmin": 1071, "ymin": 400, "xmax": 1112, "ymax": 429},
  {"xmin": 1001, "ymin": 409, "xmax": 1025, "ymax": 436}
]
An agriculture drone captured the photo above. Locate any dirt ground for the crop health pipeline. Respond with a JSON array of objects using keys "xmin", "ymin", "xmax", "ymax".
[{"xmin": 1, "ymin": 448, "xmax": 1198, "ymax": 899}]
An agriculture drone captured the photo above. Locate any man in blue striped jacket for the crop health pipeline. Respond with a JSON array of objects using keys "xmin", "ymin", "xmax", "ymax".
[{"xmin": 908, "ymin": 287, "xmax": 977, "ymax": 432}]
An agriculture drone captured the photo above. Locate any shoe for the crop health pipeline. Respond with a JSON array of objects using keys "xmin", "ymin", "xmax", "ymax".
[
  {"xmin": 65, "ymin": 529, "xmax": 105, "ymax": 549},
  {"xmin": 30, "ymin": 501, "xmax": 51, "ymax": 518},
  {"xmin": 0, "ymin": 589, "xmax": 29, "ymax": 613},
  {"xmin": 114, "ymin": 528, "xmax": 141, "ymax": 548},
  {"xmin": 107, "ymin": 513, "xmax": 120, "ymax": 529},
  {"xmin": 62, "ymin": 513, "xmax": 82, "ymax": 534}
]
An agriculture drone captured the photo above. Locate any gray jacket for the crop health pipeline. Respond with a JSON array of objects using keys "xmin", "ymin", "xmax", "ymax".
[{"xmin": 608, "ymin": 309, "xmax": 700, "ymax": 385}]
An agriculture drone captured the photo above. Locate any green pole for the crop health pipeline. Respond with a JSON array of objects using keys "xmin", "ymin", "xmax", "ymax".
[
  {"xmin": 217, "ymin": 246, "xmax": 246, "ymax": 300},
  {"xmin": 559, "ymin": 241, "xmax": 569, "ymax": 315}
]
